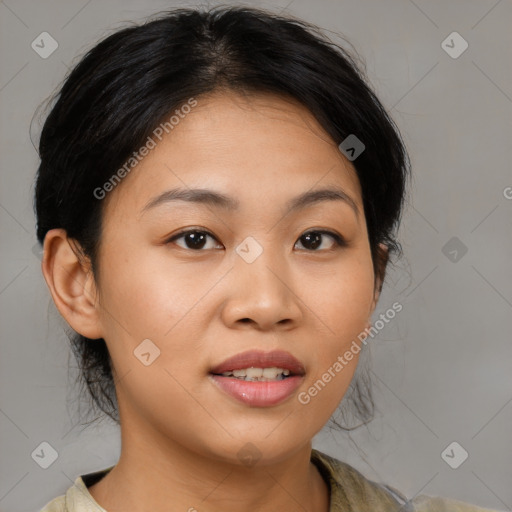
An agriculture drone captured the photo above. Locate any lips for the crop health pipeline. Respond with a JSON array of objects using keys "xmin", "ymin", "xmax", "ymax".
[
  {"xmin": 210, "ymin": 349, "xmax": 305, "ymax": 376},
  {"xmin": 209, "ymin": 349, "xmax": 306, "ymax": 407}
]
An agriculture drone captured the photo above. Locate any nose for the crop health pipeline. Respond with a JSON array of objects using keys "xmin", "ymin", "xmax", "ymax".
[{"xmin": 220, "ymin": 244, "xmax": 303, "ymax": 331}]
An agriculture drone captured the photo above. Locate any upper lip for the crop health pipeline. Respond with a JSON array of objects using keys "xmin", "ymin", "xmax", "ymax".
[{"xmin": 210, "ymin": 349, "xmax": 305, "ymax": 376}]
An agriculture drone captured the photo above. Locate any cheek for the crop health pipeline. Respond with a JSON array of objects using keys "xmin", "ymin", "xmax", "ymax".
[
  {"xmin": 306, "ymin": 255, "xmax": 375, "ymax": 341},
  {"xmin": 295, "ymin": 256, "xmax": 374, "ymax": 413},
  {"xmin": 96, "ymin": 249, "xmax": 207, "ymax": 434},
  {"xmin": 96, "ymin": 246, "xmax": 213, "ymax": 397},
  {"xmin": 98, "ymin": 246, "xmax": 201, "ymax": 338}
]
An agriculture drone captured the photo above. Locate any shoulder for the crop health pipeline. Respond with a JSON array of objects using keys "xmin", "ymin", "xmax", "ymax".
[
  {"xmin": 39, "ymin": 466, "xmax": 113, "ymax": 512},
  {"xmin": 40, "ymin": 494, "xmax": 66, "ymax": 512},
  {"xmin": 311, "ymin": 448, "xmax": 409, "ymax": 511},
  {"xmin": 311, "ymin": 449, "xmax": 503, "ymax": 512}
]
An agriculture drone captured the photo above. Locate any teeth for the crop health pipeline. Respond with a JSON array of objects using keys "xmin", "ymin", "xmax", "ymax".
[
  {"xmin": 246, "ymin": 367, "xmax": 263, "ymax": 378},
  {"xmin": 220, "ymin": 367, "xmax": 291, "ymax": 381},
  {"xmin": 262, "ymin": 367, "xmax": 282, "ymax": 379}
]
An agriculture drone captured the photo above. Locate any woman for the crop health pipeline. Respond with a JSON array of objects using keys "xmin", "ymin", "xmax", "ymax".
[{"xmin": 35, "ymin": 6, "xmax": 501, "ymax": 511}]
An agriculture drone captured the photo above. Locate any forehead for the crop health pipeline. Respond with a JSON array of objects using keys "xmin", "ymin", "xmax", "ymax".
[{"xmin": 102, "ymin": 90, "xmax": 363, "ymax": 218}]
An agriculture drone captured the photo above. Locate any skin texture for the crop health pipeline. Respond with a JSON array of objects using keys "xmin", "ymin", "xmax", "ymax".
[{"xmin": 42, "ymin": 90, "xmax": 387, "ymax": 512}]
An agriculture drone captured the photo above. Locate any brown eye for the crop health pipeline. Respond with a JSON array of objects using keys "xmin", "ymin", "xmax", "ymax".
[
  {"xmin": 167, "ymin": 229, "xmax": 221, "ymax": 250},
  {"xmin": 166, "ymin": 228, "xmax": 345, "ymax": 252},
  {"xmin": 295, "ymin": 230, "xmax": 345, "ymax": 251}
]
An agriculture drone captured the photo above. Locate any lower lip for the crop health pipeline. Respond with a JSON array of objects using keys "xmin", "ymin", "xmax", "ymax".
[{"xmin": 209, "ymin": 374, "xmax": 304, "ymax": 407}]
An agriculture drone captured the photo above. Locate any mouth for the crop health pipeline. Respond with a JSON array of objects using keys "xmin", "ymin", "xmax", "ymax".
[
  {"xmin": 216, "ymin": 367, "xmax": 293, "ymax": 382},
  {"xmin": 209, "ymin": 349, "xmax": 305, "ymax": 407}
]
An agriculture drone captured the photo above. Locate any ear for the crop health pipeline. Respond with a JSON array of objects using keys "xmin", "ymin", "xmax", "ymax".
[
  {"xmin": 369, "ymin": 242, "xmax": 389, "ymax": 315},
  {"xmin": 41, "ymin": 229, "xmax": 103, "ymax": 339}
]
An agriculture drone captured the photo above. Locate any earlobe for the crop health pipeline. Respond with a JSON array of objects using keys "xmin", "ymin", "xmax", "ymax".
[{"xmin": 41, "ymin": 229, "xmax": 103, "ymax": 339}]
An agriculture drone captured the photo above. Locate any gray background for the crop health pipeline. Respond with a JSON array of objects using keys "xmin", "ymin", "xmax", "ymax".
[{"xmin": 1, "ymin": 0, "xmax": 511, "ymax": 511}]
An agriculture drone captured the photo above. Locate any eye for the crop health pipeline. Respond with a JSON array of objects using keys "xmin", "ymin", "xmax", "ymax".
[
  {"xmin": 294, "ymin": 230, "xmax": 346, "ymax": 251},
  {"xmin": 166, "ymin": 229, "xmax": 222, "ymax": 251},
  {"xmin": 165, "ymin": 228, "xmax": 346, "ymax": 252}
]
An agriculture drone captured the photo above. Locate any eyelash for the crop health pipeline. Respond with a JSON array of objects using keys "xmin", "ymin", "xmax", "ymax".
[{"xmin": 165, "ymin": 228, "xmax": 346, "ymax": 252}]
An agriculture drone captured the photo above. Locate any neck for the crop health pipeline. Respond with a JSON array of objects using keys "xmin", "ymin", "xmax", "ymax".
[{"xmin": 88, "ymin": 420, "xmax": 329, "ymax": 512}]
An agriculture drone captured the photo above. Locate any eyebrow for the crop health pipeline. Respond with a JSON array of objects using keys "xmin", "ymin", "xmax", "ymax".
[{"xmin": 141, "ymin": 186, "xmax": 359, "ymax": 219}]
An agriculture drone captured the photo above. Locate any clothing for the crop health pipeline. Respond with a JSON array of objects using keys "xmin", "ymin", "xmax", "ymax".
[
  {"xmin": 40, "ymin": 448, "xmax": 502, "ymax": 511},
  {"xmin": 310, "ymin": 449, "xmax": 501, "ymax": 511}
]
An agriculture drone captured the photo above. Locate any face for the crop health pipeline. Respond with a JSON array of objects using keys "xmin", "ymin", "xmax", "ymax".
[{"xmin": 82, "ymin": 91, "xmax": 382, "ymax": 465}]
